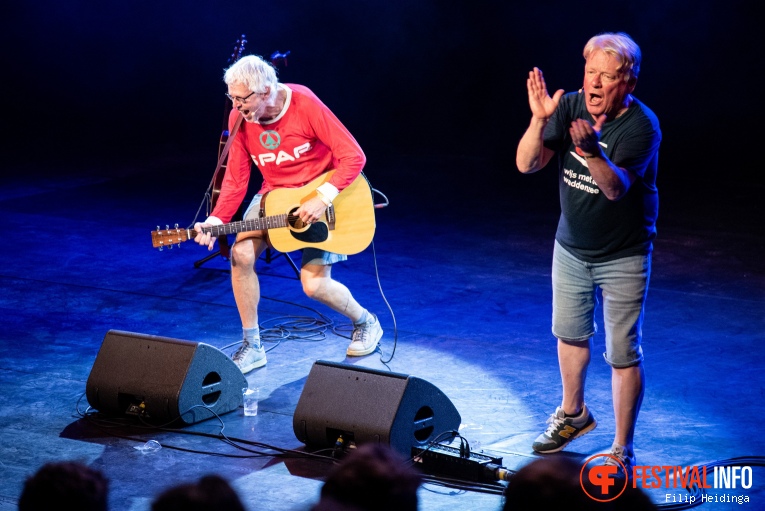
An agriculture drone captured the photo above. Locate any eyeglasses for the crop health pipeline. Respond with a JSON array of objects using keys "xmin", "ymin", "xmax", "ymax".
[{"xmin": 225, "ymin": 91, "xmax": 258, "ymax": 103}]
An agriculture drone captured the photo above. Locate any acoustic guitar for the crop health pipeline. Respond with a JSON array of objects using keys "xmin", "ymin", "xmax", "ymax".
[{"xmin": 152, "ymin": 170, "xmax": 376, "ymax": 255}]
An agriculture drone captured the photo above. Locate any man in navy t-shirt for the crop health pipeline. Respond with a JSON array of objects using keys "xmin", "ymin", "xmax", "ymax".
[{"xmin": 516, "ymin": 32, "xmax": 661, "ymax": 479}]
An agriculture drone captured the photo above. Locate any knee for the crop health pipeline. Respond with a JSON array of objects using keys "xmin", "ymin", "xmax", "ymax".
[
  {"xmin": 230, "ymin": 240, "xmax": 257, "ymax": 269},
  {"xmin": 604, "ymin": 342, "xmax": 643, "ymax": 368},
  {"xmin": 301, "ymin": 274, "xmax": 326, "ymax": 300}
]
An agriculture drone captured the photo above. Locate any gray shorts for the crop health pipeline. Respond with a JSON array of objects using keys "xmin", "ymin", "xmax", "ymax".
[
  {"xmin": 243, "ymin": 194, "xmax": 347, "ymax": 267},
  {"xmin": 551, "ymin": 240, "xmax": 651, "ymax": 368}
]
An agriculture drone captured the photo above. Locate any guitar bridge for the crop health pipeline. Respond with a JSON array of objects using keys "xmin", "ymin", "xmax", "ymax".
[{"xmin": 325, "ymin": 204, "xmax": 336, "ymax": 231}]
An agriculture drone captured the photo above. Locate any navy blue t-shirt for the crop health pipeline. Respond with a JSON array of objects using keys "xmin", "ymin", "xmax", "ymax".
[{"xmin": 543, "ymin": 92, "xmax": 661, "ymax": 262}]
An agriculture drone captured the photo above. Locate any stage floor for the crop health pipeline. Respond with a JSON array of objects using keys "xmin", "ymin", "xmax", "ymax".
[{"xmin": 0, "ymin": 155, "xmax": 762, "ymax": 510}]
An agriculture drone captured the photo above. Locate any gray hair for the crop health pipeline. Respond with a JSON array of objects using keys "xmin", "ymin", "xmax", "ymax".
[
  {"xmin": 223, "ymin": 55, "xmax": 280, "ymax": 101},
  {"xmin": 583, "ymin": 32, "xmax": 642, "ymax": 84}
]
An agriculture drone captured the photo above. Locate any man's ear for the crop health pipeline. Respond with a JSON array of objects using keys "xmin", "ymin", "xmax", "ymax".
[{"xmin": 627, "ymin": 76, "xmax": 637, "ymax": 93}]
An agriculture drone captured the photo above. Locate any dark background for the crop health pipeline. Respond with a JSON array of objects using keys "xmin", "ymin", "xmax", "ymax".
[{"xmin": 2, "ymin": 0, "xmax": 763, "ymax": 224}]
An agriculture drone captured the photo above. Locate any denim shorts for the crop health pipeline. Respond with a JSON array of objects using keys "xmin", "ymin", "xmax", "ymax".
[
  {"xmin": 243, "ymin": 194, "xmax": 347, "ymax": 267},
  {"xmin": 551, "ymin": 240, "xmax": 651, "ymax": 368}
]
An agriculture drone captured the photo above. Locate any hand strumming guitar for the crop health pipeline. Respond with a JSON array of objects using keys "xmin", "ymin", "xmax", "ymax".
[{"xmin": 296, "ymin": 196, "xmax": 330, "ymax": 226}]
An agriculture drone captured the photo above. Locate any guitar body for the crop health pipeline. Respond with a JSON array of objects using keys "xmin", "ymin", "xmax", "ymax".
[{"xmin": 262, "ymin": 171, "xmax": 376, "ymax": 254}]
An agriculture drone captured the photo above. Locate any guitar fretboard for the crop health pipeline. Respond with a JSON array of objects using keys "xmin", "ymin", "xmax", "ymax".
[{"xmin": 195, "ymin": 214, "xmax": 293, "ymax": 238}]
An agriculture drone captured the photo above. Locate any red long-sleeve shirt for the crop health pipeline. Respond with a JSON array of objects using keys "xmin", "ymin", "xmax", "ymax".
[{"xmin": 210, "ymin": 83, "xmax": 366, "ymax": 223}]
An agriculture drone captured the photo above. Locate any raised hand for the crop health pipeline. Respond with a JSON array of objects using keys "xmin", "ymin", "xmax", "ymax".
[{"xmin": 527, "ymin": 67, "xmax": 564, "ymax": 120}]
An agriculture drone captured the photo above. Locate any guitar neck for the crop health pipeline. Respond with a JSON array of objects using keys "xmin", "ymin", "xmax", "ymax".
[{"xmin": 197, "ymin": 213, "xmax": 292, "ymax": 238}]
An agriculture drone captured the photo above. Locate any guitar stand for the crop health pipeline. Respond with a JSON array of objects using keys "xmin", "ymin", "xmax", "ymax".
[
  {"xmin": 193, "ymin": 250, "xmax": 224, "ymax": 269},
  {"xmin": 193, "ymin": 246, "xmax": 300, "ymax": 279},
  {"xmin": 262, "ymin": 248, "xmax": 300, "ymax": 278}
]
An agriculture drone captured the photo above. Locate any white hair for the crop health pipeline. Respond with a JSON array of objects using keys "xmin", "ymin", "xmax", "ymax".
[{"xmin": 223, "ymin": 55, "xmax": 280, "ymax": 101}]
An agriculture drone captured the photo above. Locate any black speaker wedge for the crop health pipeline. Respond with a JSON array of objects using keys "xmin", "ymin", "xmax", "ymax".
[
  {"xmin": 86, "ymin": 330, "xmax": 247, "ymax": 425},
  {"xmin": 293, "ymin": 360, "xmax": 461, "ymax": 456}
]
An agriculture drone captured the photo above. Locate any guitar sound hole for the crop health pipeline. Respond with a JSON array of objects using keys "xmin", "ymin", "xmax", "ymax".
[{"xmin": 287, "ymin": 208, "xmax": 329, "ymax": 244}]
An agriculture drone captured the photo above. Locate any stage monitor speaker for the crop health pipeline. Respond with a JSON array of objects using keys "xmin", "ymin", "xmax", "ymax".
[
  {"xmin": 85, "ymin": 330, "xmax": 247, "ymax": 426},
  {"xmin": 293, "ymin": 360, "xmax": 461, "ymax": 457}
]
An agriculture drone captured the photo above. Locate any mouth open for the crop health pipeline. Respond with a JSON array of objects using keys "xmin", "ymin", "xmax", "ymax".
[{"xmin": 239, "ymin": 109, "xmax": 256, "ymax": 122}]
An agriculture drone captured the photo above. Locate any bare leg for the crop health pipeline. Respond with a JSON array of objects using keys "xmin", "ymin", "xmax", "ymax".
[
  {"xmin": 612, "ymin": 363, "xmax": 645, "ymax": 450},
  {"xmin": 300, "ymin": 263, "xmax": 365, "ymax": 322},
  {"xmin": 230, "ymin": 236, "xmax": 268, "ymax": 329},
  {"xmin": 558, "ymin": 338, "xmax": 592, "ymax": 415}
]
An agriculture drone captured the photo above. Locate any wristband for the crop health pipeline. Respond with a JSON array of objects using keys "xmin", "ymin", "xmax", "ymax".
[
  {"xmin": 316, "ymin": 191, "xmax": 331, "ymax": 206},
  {"xmin": 316, "ymin": 182, "xmax": 340, "ymax": 202}
]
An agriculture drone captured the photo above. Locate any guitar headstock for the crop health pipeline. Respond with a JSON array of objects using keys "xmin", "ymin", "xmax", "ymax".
[
  {"xmin": 229, "ymin": 34, "xmax": 247, "ymax": 64},
  {"xmin": 151, "ymin": 224, "xmax": 191, "ymax": 250},
  {"xmin": 270, "ymin": 50, "xmax": 291, "ymax": 68}
]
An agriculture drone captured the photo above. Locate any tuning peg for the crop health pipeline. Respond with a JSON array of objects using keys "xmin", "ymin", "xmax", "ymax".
[
  {"xmin": 156, "ymin": 225, "xmax": 161, "ymax": 231},
  {"xmin": 174, "ymin": 223, "xmax": 179, "ymax": 229},
  {"xmin": 166, "ymin": 225, "xmax": 170, "ymax": 230}
]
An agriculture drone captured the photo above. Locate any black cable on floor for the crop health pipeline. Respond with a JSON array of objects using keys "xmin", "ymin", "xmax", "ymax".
[{"xmin": 75, "ymin": 398, "xmax": 507, "ymax": 498}]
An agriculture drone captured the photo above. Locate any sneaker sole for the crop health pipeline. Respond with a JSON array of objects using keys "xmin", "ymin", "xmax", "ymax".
[
  {"xmin": 532, "ymin": 418, "xmax": 598, "ymax": 454},
  {"xmin": 237, "ymin": 355, "xmax": 267, "ymax": 374},
  {"xmin": 346, "ymin": 343, "xmax": 379, "ymax": 357},
  {"xmin": 346, "ymin": 329, "xmax": 383, "ymax": 357}
]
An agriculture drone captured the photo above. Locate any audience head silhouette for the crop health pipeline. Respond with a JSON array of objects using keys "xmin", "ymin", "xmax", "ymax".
[
  {"xmin": 313, "ymin": 443, "xmax": 422, "ymax": 511},
  {"xmin": 151, "ymin": 474, "xmax": 246, "ymax": 511},
  {"xmin": 503, "ymin": 456, "xmax": 657, "ymax": 510},
  {"xmin": 18, "ymin": 460, "xmax": 109, "ymax": 511}
]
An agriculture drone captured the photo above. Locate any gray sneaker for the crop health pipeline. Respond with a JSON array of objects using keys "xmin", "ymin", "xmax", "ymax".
[
  {"xmin": 232, "ymin": 340, "xmax": 266, "ymax": 374},
  {"xmin": 603, "ymin": 443, "xmax": 636, "ymax": 481},
  {"xmin": 347, "ymin": 314, "xmax": 382, "ymax": 356},
  {"xmin": 532, "ymin": 404, "xmax": 597, "ymax": 453}
]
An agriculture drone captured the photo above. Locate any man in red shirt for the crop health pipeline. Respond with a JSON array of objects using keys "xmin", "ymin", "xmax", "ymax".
[{"xmin": 193, "ymin": 55, "xmax": 382, "ymax": 373}]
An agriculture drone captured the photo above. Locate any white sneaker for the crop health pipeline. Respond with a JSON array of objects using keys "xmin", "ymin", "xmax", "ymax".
[
  {"xmin": 232, "ymin": 340, "xmax": 267, "ymax": 374},
  {"xmin": 346, "ymin": 314, "xmax": 382, "ymax": 356}
]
